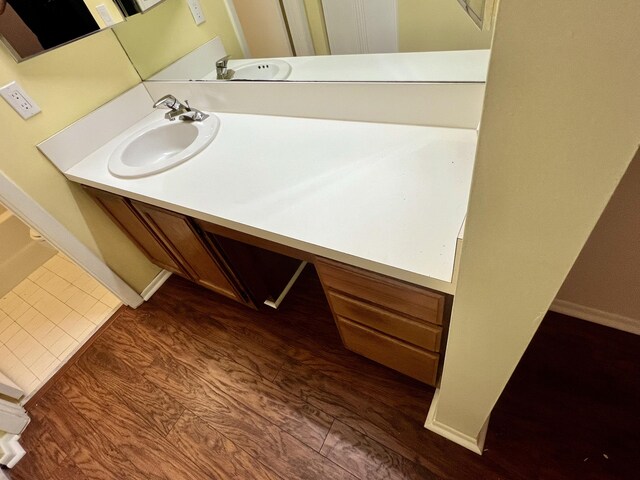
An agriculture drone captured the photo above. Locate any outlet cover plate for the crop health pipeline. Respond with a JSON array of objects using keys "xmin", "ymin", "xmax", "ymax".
[
  {"xmin": 187, "ymin": 0, "xmax": 206, "ymax": 25},
  {"xmin": 0, "ymin": 81, "xmax": 41, "ymax": 119}
]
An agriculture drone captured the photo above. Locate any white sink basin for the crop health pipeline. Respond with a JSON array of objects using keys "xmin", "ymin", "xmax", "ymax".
[
  {"xmin": 232, "ymin": 60, "xmax": 292, "ymax": 81},
  {"xmin": 108, "ymin": 115, "xmax": 220, "ymax": 178}
]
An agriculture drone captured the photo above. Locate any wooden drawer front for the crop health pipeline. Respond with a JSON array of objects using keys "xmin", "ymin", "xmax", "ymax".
[
  {"xmin": 336, "ymin": 317, "xmax": 439, "ymax": 385},
  {"xmin": 86, "ymin": 187, "xmax": 185, "ymax": 275},
  {"xmin": 327, "ymin": 291, "xmax": 442, "ymax": 352},
  {"xmin": 131, "ymin": 201, "xmax": 243, "ymax": 302},
  {"xmin": 316, "ymin": 258, "xmax": 444, "ymax": 325}
]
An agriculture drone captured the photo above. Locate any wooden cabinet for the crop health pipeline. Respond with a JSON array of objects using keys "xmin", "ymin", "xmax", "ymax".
[
  {"xmin": 86, "ymin": 185, "xmax": 452, "ymax": 384},
  {"xmin": 326, "ymin": 291, "xmax": 442, "ymax": 352},
  {"xmin": 316, "ymin": 257, "xmax": 450, "ymax": 386},
  {"xmin": 85, "ymin": 186, "xmax": 301, "ymax": 308},
  {"xmin": 85, "ymin": 188, "xmax": 187, "ymax": 276},
  {"xmin": 129, "ymin": 200, "xmax": 248, "ymax": 304},
  {"xmin": 335, "ymin": 317, "xmax": 441, "ymax": 385}
]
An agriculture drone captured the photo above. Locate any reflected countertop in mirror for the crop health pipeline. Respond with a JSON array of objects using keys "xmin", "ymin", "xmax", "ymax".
[
  {"xmin": 115, "ymin": 0, "xmax": 493, "ymax": 83},
  {"xmin": 148, "ymin": 37, "xmax": 490, "ymax": 83},
  {"xmin": 207, "ymin": 50, "xmax": 490, "ymax": 82}
]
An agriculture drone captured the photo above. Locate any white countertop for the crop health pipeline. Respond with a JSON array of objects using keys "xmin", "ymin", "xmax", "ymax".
[{"xmin": 66, "ymin": 110, "xmax": 476, "ymax": 291}]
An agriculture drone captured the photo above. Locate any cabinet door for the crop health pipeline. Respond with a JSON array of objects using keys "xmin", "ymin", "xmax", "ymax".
[
  {"xmin": 130, "ymin": 201, "xmax": 249, "ymax": 305},
  {"xmin": 84, "ymin": 187, "xmax": 186, "ymax": 275}
]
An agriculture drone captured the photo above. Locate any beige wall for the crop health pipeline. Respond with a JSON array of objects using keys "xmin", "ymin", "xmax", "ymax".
[
  {"xmin": 114, "ymin": 0, "xmax": 244, "ymax": 79},
  {"xmin": 233, "ymin": 0, "xmax": 292, "ymax": 58},
  {"xmin": 431, "ymin": 0, "xmax": 640, "ymax": 448},
  {"xmin": 302, "ymin": 0, "xmax": 490, "ymax": 55},
  {"xmin": 0, "ymin": 30, "xmax": 161, "ymax": 293},
  {"xmin": 557, "ymin": 150, "xmax": 640, "ymax": 322},
  {"xmin": 398, "ymin": 0, "xmax": 492, "ymax": 52}
]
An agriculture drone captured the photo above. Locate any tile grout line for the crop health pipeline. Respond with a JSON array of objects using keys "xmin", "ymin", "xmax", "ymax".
[{"xmin": 0, "ymin": 252, "xmax": 118, "ymax": 395}]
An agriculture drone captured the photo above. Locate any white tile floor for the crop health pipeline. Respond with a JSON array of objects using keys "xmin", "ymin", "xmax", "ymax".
[{"xmin": 0, "ymin": 253, "xmax": 121, "ymax": 400}]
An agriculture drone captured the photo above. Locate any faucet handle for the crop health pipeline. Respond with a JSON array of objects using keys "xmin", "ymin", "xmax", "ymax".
[
  {"xmin": 154, "ymin": 95, "xmax": 208, "ymax": 122},
  {"xmin": 153, "ymin": 94, "xmax": 182, "ymax": 110},
  {"xmin": 216, "ymin": 55, "xmax": 231, "ymax": 69}
]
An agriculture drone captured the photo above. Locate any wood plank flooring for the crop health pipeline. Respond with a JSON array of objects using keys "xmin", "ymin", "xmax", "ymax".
[{"xmin": 9, "ymin": 266, "xmax": 640, "ymax": 480}]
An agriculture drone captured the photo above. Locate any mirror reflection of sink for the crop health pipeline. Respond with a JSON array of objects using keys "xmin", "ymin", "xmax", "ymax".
[
  {"xmin": 231, "ymin": 59, "xmax": 292, "ymax": 80},
  {"xmin": 108, "ymin": 115, "xmax": 220, "ymax": 178}
]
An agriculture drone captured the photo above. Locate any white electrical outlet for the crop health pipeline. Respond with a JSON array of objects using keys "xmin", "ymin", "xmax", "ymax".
[
  {"xmin": 0, "ymin": 81, "xmax": 41, "ymax": 120},
  {"xmin": 187, "ymin": 0, "xmax": 206, "ymax": 25}
]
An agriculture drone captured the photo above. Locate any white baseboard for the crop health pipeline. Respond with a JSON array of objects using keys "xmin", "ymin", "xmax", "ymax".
[
  {"xmin": 0, "ymin": 173, "xmax": 144, "ymax": 309},
  {"xmin": 141, "ymin": 270, "xmax": 172, "ymax": 301},
  {"xmin": 550, "ymin": 299, "xmax": 640, "ymax": 336},
  {"xmin": 0, "ymin": 373, "xmax": 23, "ymax": 401},
  {"xmin": 424, "ymin": 389, "xmax": 489, "ymax": 455},
  {"xmin": 0, "ymin": 433, "xmax": 26, "ymax": 468}
]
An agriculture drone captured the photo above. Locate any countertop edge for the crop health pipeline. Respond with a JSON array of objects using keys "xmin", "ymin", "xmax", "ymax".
[{"xmin": 69, "ymin": 173, "xmax": 458, "ymax": 295}]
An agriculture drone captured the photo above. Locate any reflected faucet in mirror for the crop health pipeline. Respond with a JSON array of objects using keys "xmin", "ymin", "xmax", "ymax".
[{"xmin": 216, "ymin": 55, "xmax": 233, "ymax": 80}]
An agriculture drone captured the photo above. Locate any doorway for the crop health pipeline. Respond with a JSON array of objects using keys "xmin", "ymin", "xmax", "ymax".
[{"xmin": 0, "ymin": 200, "xmax": 121, "ymax": 401}]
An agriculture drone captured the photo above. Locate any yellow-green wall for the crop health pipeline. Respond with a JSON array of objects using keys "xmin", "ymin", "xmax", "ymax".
[
  {"xmin": 431, "ymin": 0, "xmax": 640, "ymax": 445},
  {"xmin": 303, "ymin": 0, "xmax": 330, "ymax": 55},
  {"xmin": 398, "ymin": 0, "xmax": 492, "ymax": 52},
  {"xmin": 0, "ymin": 30, "xmax": 161, "ymax": 293},
  {"xmin": 114, "ymin": 0, "xmax": 244, "ymax": 79}
]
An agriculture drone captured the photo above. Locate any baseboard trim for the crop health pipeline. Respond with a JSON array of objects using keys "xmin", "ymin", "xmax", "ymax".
[
  {"xmin": 424, "ymin": 389, "xmax": 489, "ymax": 455},
  {"xmin": 0, "ymin": 173, "xmax": 144, "ymax": 309},
  {"xmin": 550, "ymin": 299, "xmax": 640, "ymax": 336},
  {"xmin": 0, "ymin": 433, "xmax": 26, "ymax": 469},
  {"xmin": 141, "ymin": 270, "xmax": 172, "ymax": 301}
]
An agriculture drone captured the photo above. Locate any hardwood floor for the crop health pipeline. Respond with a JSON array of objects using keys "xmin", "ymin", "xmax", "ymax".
[{"xmin": 9, "ymin": 266, "xmax": 640, "ymax": 480}]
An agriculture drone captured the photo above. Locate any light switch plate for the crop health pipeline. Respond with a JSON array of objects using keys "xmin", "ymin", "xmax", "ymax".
[
  {"xmin": 96, "ymin": 4, "xmax": 115, "ymax": 27},
  {"xmin": 0, "ymin": 81, "xmax": 41, "ymax": 120},
  {"xmin": 135, "ymin": 0, "xmax": 163, "ymax": 12},
  {"xmin": 187, "ymin": 0, "xmax": 206, "ymax": 25}
]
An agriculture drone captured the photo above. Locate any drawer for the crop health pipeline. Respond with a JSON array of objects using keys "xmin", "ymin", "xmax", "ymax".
[
  {"xmin": 336, "ymin": 316, "xmax": 439, "ymax": 385},
  {"xmin": 316, "ymin": 258, "xmax": 445, "ymax": 325},
  {"xmin": 327, "ymin": 291, "xmax": 442, "ymax": 352}
]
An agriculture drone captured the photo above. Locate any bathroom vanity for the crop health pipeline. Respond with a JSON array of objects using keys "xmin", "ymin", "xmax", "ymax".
[
  {"xmin": 39, "ymin": 80, "xmax": 480, "ymax": 388},
  {"xmin": 83, "ymin": 185, "xmax": 451, "ymax": 385}
]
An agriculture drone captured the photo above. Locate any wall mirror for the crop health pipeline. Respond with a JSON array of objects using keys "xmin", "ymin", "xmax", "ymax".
[
  {"xmin": 114, "ymin": 0, "xmax": 495, "ymax": 83},
  {"xmin": 0, "ymin": 0, "xmax": 164, "ymax": 61}
]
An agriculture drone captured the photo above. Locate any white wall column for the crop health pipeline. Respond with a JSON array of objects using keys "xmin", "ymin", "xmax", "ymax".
[{"xmin": 426, "ymin": 0, "xmax": 640, "ymax": 452}]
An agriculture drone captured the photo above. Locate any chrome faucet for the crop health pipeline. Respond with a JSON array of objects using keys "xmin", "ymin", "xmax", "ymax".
[
  {"xmin": 153, "ymin": 94, "xmax": 209, "ymax": 122},
  {"xmin": 216, "ymin": 55, "xmax": 234, "ymax": 80}
]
